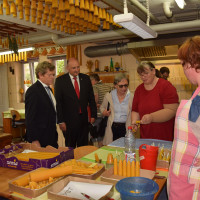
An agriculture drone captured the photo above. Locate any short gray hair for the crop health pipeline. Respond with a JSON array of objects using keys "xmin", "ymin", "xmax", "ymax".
[
  {"xmin": 35, "ymin": 61, "xmax": 55, "ymax": 79},
  {"xmin": 89, "ymin": 73, "xmax": 100, "ymax": 82},
  {"xmin": 114, "ymin": 73, "xmax": 129, "ymax": 85}
]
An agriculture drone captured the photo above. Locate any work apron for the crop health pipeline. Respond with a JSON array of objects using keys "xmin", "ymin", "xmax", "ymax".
[{"xmin": 169, "ymin": 87, "xmax": 200, "ymax": 200}]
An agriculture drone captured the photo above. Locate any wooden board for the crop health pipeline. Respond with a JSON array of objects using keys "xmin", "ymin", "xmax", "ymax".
[
  {"xmin": 100, "ymin": 167, "xmax": 155, "ymax": 185},
  {"xmin": 60, "ymin": 160, "xmax": 105, "ymax": 180}
]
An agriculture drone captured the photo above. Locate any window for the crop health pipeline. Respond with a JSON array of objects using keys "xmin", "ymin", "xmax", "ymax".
[
  {"xmin": 23, "ymin": 57, "xmax": 66, "ymax": 92},
  {"xmin": 23, "ymin": 61, "xmax": 38, "ymax": 92},
  {"xmin": 55, "ymin": 59, "xmax": 65, "ymax": 75}
]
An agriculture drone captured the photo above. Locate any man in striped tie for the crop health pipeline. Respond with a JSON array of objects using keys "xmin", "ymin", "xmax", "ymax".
[{"xmin": 25, "ymin": 61, "xmax": 58, "ymax": 148}]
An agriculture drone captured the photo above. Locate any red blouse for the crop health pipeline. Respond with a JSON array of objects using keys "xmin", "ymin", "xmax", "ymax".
[{"xmin": 132, "ymin": 78, "xmax": 179, "ymax": 141}]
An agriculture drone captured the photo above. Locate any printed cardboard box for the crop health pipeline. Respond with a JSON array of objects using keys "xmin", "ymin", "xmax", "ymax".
[{"xmin": 0, "ymin": 143, "xmax": 74, "ymax": 171}]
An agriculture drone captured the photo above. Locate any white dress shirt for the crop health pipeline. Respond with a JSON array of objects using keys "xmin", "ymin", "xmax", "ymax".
[
  {"xmin": 38, "ymin": 79, "xmax": 56, "ymax": 111},
  {"xmin": 69, "ymin": 73, "xmax": 80, "ymax": 89}
]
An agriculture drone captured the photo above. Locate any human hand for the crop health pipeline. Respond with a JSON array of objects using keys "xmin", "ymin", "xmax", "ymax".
[
  {"xmin": 103, "ymin": 109, "xmax": 111, "ymax": 117},
  {"xmin": 131, "ymin": 120, "xmax": 140, "ymax": 132},
  {"xmin": 141, "ymin": 114, "xmax": 153, "ymax": 124},
  {"xmin": 91, "ymin": 118, "xmax": 95, "ymax": 124},
  {"xmin": 59, "ymin": 123, "xmax": 67, "ymax": 131},
  {"xmin": 131, "ymin": 124, "xmax": 138, "ymax": 132}
]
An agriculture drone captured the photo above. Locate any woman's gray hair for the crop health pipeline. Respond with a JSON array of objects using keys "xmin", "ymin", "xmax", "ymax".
[{"xmin": 114, "ymin": 73, "xmax": 129, "ymax": 85}]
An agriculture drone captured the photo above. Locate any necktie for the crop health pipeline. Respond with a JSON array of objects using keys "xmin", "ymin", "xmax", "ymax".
[
  {"xmin": 73, "ymin": 77, "xmax": 82, "ymax": 113},
  {"xmin": 73, "ymin": 76, "xmax": 80, "ymax": 99},
  {"xmin": 46, "ymin": 86, "xmax": 54, "ymax": 107}
]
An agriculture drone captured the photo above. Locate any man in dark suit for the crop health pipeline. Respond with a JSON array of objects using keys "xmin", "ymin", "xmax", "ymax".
[
  {"xmin": 25, "ymin": 61, "xmax": 58, "ymax": 148},
  {"xmin": 55, "ymin": 57, "xmax": 97, "ymax": 148}
]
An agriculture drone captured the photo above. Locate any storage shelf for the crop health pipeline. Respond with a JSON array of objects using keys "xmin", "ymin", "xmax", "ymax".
[
  {"xmin": 88, "ymin": 70, "xmax": 127, "ymax": 74},
  {"xmin": 88, "ymin": 71, "xmax": 127, "ymax": 83}
]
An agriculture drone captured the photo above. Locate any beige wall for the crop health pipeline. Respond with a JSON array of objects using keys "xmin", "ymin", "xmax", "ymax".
[
  {"xmin": 7, "ymin": 62, "xmax": 25, "ymax": 109},
  {"xmin": 81, "ymin": 43, "xmax": 139, "ymax": 94},
  {"xmin": 155, "ymin": 60, "xmax": 194, "ymax": 100}
]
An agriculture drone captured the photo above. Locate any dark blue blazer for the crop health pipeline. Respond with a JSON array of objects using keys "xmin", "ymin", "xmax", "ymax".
[
  {"xmin": 25, "ymin": 80, "xmax": 58, "ymax": 148},
  {"xmin": 55, "ymin": 73, "xmax": 97, "ymax": 127}
]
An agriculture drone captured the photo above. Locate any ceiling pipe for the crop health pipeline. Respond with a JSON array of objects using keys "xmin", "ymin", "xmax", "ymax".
[
  {"xmin": 84, "ymin": 43, "xmax": 130, "ymax": 57},
  {"xmin": 52, "ymin": 29, "xmax": 135, "ymax": 46},
  {"xmin": 28, "ymin": 34, "xmax": 53, "ymax": 44},
  {"xmin": 128, "ymin": 0, "xmax": 159, "ymax": 23},
  {"xmin": 52, "ymin": 19, "xmax": 200, "ymax": 46},
  {"xmin": 151, "ymin": 19, "xmax": 200, "ymax": 34},
  {"xmin": 163, "ymin": 2, "xmax": 173, "ymax": 18}
]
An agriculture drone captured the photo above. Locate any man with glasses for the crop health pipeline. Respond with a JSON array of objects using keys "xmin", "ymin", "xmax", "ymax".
[{"xmin": 100, "ymin": 73, "xmax": 134, "ymax": 145}]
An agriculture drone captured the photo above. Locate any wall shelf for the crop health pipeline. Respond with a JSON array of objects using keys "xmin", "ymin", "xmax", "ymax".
[
  {"xmin": 88, "ymin": 70, "xmax": 127, "ymax": 75},
  {"xmin": 88, "ymin": 71, "xmax": 127, "ymax": 83}
]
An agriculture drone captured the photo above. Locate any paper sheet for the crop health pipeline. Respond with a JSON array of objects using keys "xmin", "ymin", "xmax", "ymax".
[
  {"xmin": 58, "ymin": 181, "xmax": 112, "ymax": 200},
  {"xmin": 22, "ymin": 149, "xmax": 38, "ymax": 153}
]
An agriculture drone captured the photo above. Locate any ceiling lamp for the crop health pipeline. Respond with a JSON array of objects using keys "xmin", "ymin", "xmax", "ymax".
[
  {"xmin": 113, "ymin": 0, "xmax": 157, "ymax": 39},
  {"xmin": 175, "ymin": 0, "xmax": 185, "ymax": 9},
  {"xmin": 0, "ymin": 47, "xmax": 34, "ymax": 55}
]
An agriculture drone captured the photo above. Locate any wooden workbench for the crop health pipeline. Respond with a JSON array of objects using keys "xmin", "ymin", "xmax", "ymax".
[{"xmin": 0, "ymin": 167, "xmax": 26, "ymax": 193}]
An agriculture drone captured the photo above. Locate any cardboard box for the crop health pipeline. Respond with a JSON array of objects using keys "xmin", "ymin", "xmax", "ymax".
[
  {"xmin": 9, "ymin": 168, "xmax": 64, "ymax": 198},
  {"xmin": 0, "ymin": 143, "xmax": 74, "ymax": 171},
  {"xmin": 47, "ymin": 176, "xmax": 114, "ymax": 200},
  {"xmin": 100, "ymin": 167, "xmax": 155, "ymax": 185},
  {"xmin": 61, "ymin": 160, "xmax": 105, "ymax": 180}
]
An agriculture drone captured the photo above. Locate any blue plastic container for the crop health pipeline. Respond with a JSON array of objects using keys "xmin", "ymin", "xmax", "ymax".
[{"xmin": 115, "ymin": 177, "xmax": 159, "ymax": 200}]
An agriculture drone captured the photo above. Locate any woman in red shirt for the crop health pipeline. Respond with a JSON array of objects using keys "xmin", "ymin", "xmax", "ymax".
[{"xmin": 131, "ymin": 61, "xmax": 179, "ymax": 141}]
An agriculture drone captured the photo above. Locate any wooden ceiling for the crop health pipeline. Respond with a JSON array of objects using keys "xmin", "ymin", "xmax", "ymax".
[{"xmin": 0, "ymin": 20, "xmax": 37, "ymax": 37}]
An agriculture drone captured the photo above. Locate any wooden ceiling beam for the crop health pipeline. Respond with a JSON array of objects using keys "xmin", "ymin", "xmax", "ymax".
[
  {"xmin": 0, "ymin": 20, "xmax": 37, "ymax": 38},
  {"xmin": 0, "ymin": 29, "xmax": 26, "ymax": 35},
  {"xmin": 0, "ymin": 26, "xmax": 29, "ymax": 32}
]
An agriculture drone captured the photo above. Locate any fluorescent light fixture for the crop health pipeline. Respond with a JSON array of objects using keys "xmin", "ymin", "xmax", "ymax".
[
  {"xmin": 0, "ymin": 47, "xmax": 34, "ymax": 55},
  {"xmin": 175, "ymin": 0, "xmax": 185, "ymax": 9},
  {"xmin": 114, "ymin": 13, "xmax": 157, "ymax": 39}
]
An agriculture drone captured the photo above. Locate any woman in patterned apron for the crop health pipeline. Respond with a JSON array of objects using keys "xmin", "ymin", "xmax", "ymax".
[{"xmin": 168, "ymin": 36, "xmax": 200, "ymax": 199}]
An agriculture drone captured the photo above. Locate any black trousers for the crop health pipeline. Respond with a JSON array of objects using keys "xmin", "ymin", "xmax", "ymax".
[
  {"xmin": 64, "ymin": 114, "xmax": 89, "ymax": 148},
  {"xmin": 112, "ymin": 122, "xmax": 126, "ymax": 141}
]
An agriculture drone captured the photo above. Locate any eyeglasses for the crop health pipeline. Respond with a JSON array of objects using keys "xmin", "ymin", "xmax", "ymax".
[{"xmin": 118, "ymin": 84, "xmax": 129, "ymax": 88}]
